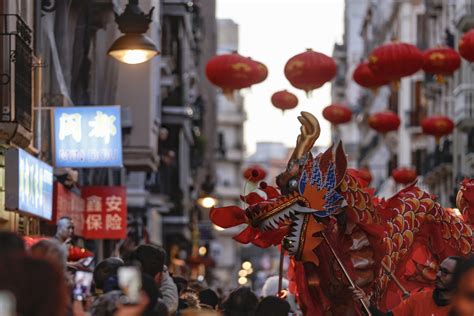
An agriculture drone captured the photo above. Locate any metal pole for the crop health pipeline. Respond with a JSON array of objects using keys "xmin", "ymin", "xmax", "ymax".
[
  {"xmin": 321, "ymin": 231, "xmax": 372, "ymax": 316},
  {"xmin": 278, "ymin": 245, "xmax": 284, "ymax": 295},
  {"xmin": 381, "ymin": 261, "xmax": 410, "ymax": 299}
]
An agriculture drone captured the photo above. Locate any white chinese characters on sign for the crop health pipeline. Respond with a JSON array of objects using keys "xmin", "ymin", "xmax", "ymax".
[
  {"xmin": 88, "ymin": 111, "xmax": 117, "ymax": 144},
  {"xmin": 106, "ymin": 195, "xmax": 122, "ymax": 212},
  {"xmin": 86, "ymin": 196, "xmax": 102, "ymax": 212},
  {"xmin": 86, "ymin": 214, "xmax": 102, "ymax": 231},
  {"xmin": 59, "ymin": 113, "xmax": 82, "ymax": 142},
  {"xmin": 106, "ymin": 213, "xmax": 122, "ymax": 230}
]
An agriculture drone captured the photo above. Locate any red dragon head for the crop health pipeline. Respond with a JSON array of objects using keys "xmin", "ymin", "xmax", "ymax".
[{"xmin": 210, "ymin": 112, "xmax": 348, "ymax": 262}]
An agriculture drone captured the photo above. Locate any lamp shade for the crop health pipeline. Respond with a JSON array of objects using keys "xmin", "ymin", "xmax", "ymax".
[{"xmin": 108, "ymin": 33, "xmax": 159, "ymax": 64}]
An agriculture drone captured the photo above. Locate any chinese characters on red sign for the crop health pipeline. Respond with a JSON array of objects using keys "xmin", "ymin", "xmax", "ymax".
[
  {"xmin": 53, "ymin": 182, "xmax": 85, "ymax": 236},
  {"xmin": 82, "ymin": 186, "xmax": 127, "ymax": 239}
]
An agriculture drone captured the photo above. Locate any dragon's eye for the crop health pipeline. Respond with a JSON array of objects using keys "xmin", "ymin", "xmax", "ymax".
[{"xmin": 288, "ymin": 178, "xmax": 298, "ymax": 191}]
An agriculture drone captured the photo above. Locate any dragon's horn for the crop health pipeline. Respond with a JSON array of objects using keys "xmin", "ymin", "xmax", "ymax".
[{"xmin": 289, "ymin": 111, "xmax": 321, "ymax": 162}]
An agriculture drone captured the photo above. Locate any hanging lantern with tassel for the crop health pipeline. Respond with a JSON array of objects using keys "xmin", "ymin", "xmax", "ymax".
[
  {"xmin": 271, "ymin": 90, "xmax": 298, "ymax": 112},
  {"xmin": 284, "ymin": 49, "xmax": 337, "ymax": 96},
  {"xmin": 422, "ymin": 47, "xmax": 460, "ymax": 83}
]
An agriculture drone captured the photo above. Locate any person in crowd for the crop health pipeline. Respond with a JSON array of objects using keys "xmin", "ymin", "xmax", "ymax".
[
  {"xmin": 255, "ymin": 296, "xmax": 291, "ymax": 316},
  {"xmin": 127, "ymin": 244, "xmax": 179, "ymax": 315},
  {"xmin": 55, "ymin": 216, "xmax": 75, "ymax": 245},
  {"xmin": 0, "ymin": 253, "xmax": 68, "ymax": 316},
  {"xmin": 93, "ymin": 257, "xmax": 125, "ymax": 295},
  {"xmin": 31, "ymin": 239, "xmax": 68, "ymax": 269},
  {"xmin": 448, "ymin": 256, "xmax": 474, "ymax": 316},
  {"xmin": 180, "ymin": 290, "xmax": 201, "ymax": 310},
  {"xmin": 261, "ymin": 276, "xmax": 288, "ymax": 297},
  {"xmin": 351, "ymin": 256, "xmax": 461, "ymax": 316},
  {"xmin": 173, "ymin": 276, "xmax": 189, "ymax": 296},
  {"xmin": 221, "ymin": 286, "xmax": 258, "ymax": 316},
  {"xmin": 30, "ymin": 238, "xmax": 73, "ymax": 289},
  {"xmin": 199, "ymin": 288, "xmax": 219, "ymax": 310},
  {"xmin": 0, "ymin": 231, "xmax": 25, "ymax": 255}
]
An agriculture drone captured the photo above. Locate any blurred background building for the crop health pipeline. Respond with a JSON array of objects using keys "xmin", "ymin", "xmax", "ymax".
[
  {"xmin": 333, "ymin": 0, "xmax": 474, "ymax": 206},
  {"xmin": 0, "ymin": 0, "xmax": 219, "ymax": 281}
]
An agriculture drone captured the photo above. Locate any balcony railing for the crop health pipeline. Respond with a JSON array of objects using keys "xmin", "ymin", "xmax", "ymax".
[
  {"xmin": 420, "ymin": 141, "xmax": 453, "ymax": 176},
  {"xmin": 455, "ymin": 1, "xmax": 474, "ymax": 31},
  {"xmin": 454, "ymin": 84, "xmax": 474, "ymax": 131}
]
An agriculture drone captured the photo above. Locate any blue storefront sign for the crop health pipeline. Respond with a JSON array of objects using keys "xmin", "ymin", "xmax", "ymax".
[
  {"xmin": 5, "ymin": 148, "xmax": 54, "ymax": 220},
  {"xmin": 53, "ymin": 106, "xmax": 123, "ymax": 168}
]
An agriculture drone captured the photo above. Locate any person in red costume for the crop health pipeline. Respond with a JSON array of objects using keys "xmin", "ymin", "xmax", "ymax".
[{"xmin": 351, "ymin": 256, "xmax": 461, "ymax": 316}]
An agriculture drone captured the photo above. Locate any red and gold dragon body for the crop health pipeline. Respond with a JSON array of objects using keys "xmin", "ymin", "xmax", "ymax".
[{"xmin": 210, "ymin": 112, "xmax": 472, "ymax": 315}]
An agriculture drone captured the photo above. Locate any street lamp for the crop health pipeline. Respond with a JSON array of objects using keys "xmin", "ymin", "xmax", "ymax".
[
  {"xmin": 108, "ymin": 0, "xmax": 159, "ymax": 64},
  {"xmin": 197, "ymin": 196, "xmax": 218, "ymax": 209}
]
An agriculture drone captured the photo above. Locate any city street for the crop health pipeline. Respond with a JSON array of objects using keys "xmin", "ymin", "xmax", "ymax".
[{"xmin": 1, "ymin": 0, "xmax": 474, "ymax": 315}]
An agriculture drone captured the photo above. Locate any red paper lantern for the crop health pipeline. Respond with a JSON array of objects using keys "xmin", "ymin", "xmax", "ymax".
[
  {"xmin": 243, "ymin": 165, "xmax": 267, "ymax": 183},
  {"xmin": 422, "ymin": 47, "xmax": 460, "ymax": 82},
  {"xmin": 322, "ymin": 104, "xmax": 352, "ymax": 125},
  {"xmin": 206, "ymin": 53, "xmax": 258, "ymax": 94},
  {"xmin": 353, "ymin": 62, "xmax": 390, "ymax": 89},
  {"xmin": 284, "ymin": 49, "xmax": 337, "ymax": 95},
  {"xmin": 271, "ymin": 90, "xmax": 298, "ymax": 111},
  {"xmin": 368, "ymin": 111, "xmax": 401, "ymax": 133},
  {"xmin": 421, "ymin": 116, "xmax": 454, "ymax": 141},
  {"xmin": 368, "ymin": 42, "xmax": 423, "ymax": 81},
  {"xmin": 392, "ymin": 167, "xmax": 417, "ymax": 185},
  {"xmin": 252, "ymin": 61, "xmax": 268, "ymax": 85},
  {"xmin": 459, "ymin": 30, "xmax": 474, "ymax": 62}
]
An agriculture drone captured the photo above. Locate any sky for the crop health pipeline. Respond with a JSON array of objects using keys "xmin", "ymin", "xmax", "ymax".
[{"xmin": 216, "ymin": 0, "xmax": 345, "ymax": 155}]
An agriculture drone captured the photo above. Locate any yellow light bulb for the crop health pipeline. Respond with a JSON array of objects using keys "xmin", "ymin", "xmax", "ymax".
[
  {"xmin": 238, "ymin": 276, "xmax": 248, "ymax": 285},
  {"xmin": 242, "ymin": 261, "xmax": 252, "ymax": 270},
  {"xmin": 198, "ymin": 246, "xmax": 207, "ymax": 256}
]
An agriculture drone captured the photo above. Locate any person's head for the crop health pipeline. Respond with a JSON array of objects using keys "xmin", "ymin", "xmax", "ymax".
[
  {"xmin": 449, "ymin": 256, "xmax": 474, "ymax": 316},
  {"xmin": 255, "ymin": 296, "xmax": 290, "ymax": 316},
  {"xmin": 199, "ymin": 288, "xmax": 219, "ymax": 310},
  {"xmin": 93, "ymin": 257, "xmax": 124, "ymax": 292},
  {"xmin": 128, "ymin": 244, "xmax": 166, "ymax": 282},
  {"xmin": 222, "ymin": 287, "xmax": 258, "ymax": 316},
  {"xmin": 181, "ymin": 291, "xmax": 200, "ymax": 309},
  {"xmin": 30, "ymin": 239, "xmax": 68, "ymax": 271},
  {"xmin": 0, "ymin": 254, "xmax": 68, "ymax": 316},
  {"xmin": 56, "ymin": 217, "xmax": 74, "ymax": 242},
  {"xmin": 436, "ymin": 256, "xmax": 461, "ymax": 291},
  {"xmin": 0, "ymin": 231, "xmax": 25, "ymax": 255},
  {"xmin": 261, "ymin": 276, "xmax": 289, "ymax": 297},
  {"xmin": 174, "ymin": 276, "xmax": 189, "ymax": 295}
]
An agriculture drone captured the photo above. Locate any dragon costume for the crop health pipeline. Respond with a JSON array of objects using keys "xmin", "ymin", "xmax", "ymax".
[{"xmin": 210, "ymin": 112, "xmax": 472, "ymax": 315}]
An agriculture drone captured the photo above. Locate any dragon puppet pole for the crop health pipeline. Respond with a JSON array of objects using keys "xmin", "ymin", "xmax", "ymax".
[
  {"xmin": 321, "ymin": 231, "xmax": 372, "ymax": 316},
  {"xmin": 381, "ymin": 261, "xmax": 410, "ymax": 299},
  {"xmin": 278, "ymin": 245, "xmax": 284, "ymax": 295}
]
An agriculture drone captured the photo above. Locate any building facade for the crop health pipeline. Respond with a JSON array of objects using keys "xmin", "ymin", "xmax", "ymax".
[
  {"xmin": 0, "ymin": 0, "xmax": 217, "ymax": 269},
  {"xmin": 334, "ymin": 0, "xmax": 474, "ymax": 206},
  {"xmin": 211, "ymin": 18, "xmax": 247, "ymax": 289}
]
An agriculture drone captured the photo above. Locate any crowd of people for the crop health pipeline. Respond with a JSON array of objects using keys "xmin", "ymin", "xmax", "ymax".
[
  {"xmin": 4, "ymin": 225, "xmax": 474, "ymax": 316},
  {"xmin": 0, "ymin": 231, "xmax": 294, "ymax": 316}
]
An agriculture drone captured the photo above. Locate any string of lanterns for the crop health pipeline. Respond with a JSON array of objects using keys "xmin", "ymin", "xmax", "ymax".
[{"xmin": 204, "ymin": 29, "xmax": 474, "ymax": 185}]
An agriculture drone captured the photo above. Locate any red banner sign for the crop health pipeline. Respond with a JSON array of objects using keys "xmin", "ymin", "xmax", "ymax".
[
  {"xmin": 53, "ymin": 182, "xmax": 85, "ymax": 236},
  {"xmin": 82, "ymin": 186, "xmax": 127, "ymax": 239}
]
